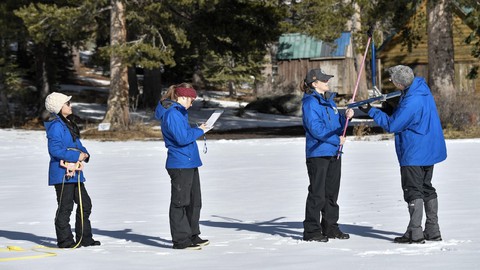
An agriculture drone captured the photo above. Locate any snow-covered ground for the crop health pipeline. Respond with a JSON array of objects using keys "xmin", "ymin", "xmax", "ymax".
[{"xmin": 1, "ymin": 129, "xmax": 479, "ymax": 269}]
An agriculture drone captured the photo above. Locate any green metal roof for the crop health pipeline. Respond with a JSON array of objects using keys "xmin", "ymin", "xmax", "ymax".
[{"xmin": 277, "ymin": 32, "xmax": 351, "ymax": 60}]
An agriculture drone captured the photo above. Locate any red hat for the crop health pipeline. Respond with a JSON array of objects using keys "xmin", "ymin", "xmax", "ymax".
[{"xmin": 175, "ymin": 87, "xmax": 197, "ymax": 99}]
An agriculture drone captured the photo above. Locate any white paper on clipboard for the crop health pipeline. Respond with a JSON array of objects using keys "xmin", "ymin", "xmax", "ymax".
[{"xmin": 204, "ymin": 109, "xmax": 224, "ymax": 131}]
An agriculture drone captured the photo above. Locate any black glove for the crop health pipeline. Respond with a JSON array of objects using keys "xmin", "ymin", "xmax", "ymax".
[{"xmin": 359, "ymin": 103, "xmax": 372, "ymax": 114}]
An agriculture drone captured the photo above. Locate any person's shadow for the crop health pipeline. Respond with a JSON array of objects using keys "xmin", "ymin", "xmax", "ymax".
[
  {"xmin": 0, "ymin": 229, "xmax": 172, "ymax": 249},
  {"xmin": 200, "ymin": 216, "xmax": 303, "ymax": 239},
  {"xmin": 200, "ymin": 215, "xmax": 402, "ymax": 241},
  {"xmin": 92, "ymin": 228, "xmax": 172, "ymax": 249},
  {"xmin": 0, "ymin": 230, "xmax": 56, "ymax": 246}
]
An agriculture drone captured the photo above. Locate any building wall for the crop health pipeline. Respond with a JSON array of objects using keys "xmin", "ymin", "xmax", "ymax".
[
  {"xmin": 276, "ymin": 57, "xmax": 356, "ymax": 96},
  {"xmin": 378, "ymin": 3, "xmax": 480, "ymax": 92}
]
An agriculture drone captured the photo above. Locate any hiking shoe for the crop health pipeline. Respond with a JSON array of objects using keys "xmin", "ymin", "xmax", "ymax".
[
  {"xmin": 394, "ymin": 235, "xmax": 425, "ymax": 244},
  {"xmin": 303, "ymin": 234, "xmax": 329, "ymax": 243},
  {"xmin": 192, "ymin": 236, "xmax": 210, "ymax": 246},
  {"xmin": 325, "ymin": 230, "xmax": 350, "ymax": 240},
  {"xmin": 173, "ymin": 243, "xmax": 202, "ymax": 250}
]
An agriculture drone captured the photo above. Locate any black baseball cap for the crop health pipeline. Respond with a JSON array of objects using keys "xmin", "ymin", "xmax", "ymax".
[{"xmin": 305, "ymin": 68, "xmax": 334, "ymax": 84}]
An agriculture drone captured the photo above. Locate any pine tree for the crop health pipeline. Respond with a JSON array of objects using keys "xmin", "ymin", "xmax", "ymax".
[
  {"xmin": 0, "ymin": 0, "xmax": 26, "ymax": 126},
  {"xmin": 14, "ymin": 0, "xmax": 100, "ymax": 120}
]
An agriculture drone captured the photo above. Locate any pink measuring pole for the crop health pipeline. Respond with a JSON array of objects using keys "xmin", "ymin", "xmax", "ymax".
[{"xmin": 337, "ymin": 36, "xmax": 372, "ymax": 159}]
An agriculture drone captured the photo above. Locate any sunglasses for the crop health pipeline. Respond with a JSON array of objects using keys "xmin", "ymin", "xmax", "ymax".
[{"xmin": 65, "ymin": 101, "xmax": 71, "ymax": 106}]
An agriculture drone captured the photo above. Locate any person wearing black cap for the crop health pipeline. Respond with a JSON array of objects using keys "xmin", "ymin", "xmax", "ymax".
[
  {"xmin": 155, "ymin": 83, "xmax": 210, "ymax": 250},
  {"xmin": 300, "ymin": 68, "xmax": 354, "ymax": 242}
]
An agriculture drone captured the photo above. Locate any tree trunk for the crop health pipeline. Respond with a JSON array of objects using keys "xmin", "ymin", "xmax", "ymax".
[
  {"xmin": 143, "ymin": 68, "xmax": 162, "ymax": 109},
  {"xmin": 255, "ymin": 47, "xmax": 274, "ymax": 97},
  {"xmin": 347, "ymin": 2, "xmax": 368, "ymax": 100},
  {"xmin": 103, "ymin": 0, "xmax": 129, "ymax": 129},
  {"xmin": 128, "ymin": 67, "xmax": 139, "ymax": 111},
  {"xmin": 72, "ymin": 46, "xmax": 81, "ymax": 73},
  {"xmin": 427, "ymin": 0, "xmax": 455, "ymax": 97},
  {"xmin": 228, "ymin": 81, "xmax": 236, "ymax": 97},
  {"xmin": 0, "ymin": 73, "xmax": 11, "ymax": 126},
  {"xmin": 36, "ymin": 44, "xmax": 51, "ymax": 120},
  {"xmin": 192, "ymin": 65, "xmax": 205, "ymax": 91}
]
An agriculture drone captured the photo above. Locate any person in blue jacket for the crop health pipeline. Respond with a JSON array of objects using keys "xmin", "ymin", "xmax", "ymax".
[
  {"xmin": 301, "ymin": 68, "xmax": 354, "ymax": 242},
  {"xmin": 44, "ymin": 92, "xmax": 100, "ymax": 248},
  {"xmin": 359, "ymin": 65, "xmax": 447, "ymax": 244},
  {"xmin": 155, "ymin": 83, "xmax": 209, "ymax": 250}
]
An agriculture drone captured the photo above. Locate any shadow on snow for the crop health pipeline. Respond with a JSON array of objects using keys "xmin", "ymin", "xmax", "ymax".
[{"xmin": 200, "ymin": 216, "xmax": 402, "ymax": 241}]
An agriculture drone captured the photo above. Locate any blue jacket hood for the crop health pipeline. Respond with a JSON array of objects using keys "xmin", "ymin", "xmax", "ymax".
[
  {"xmin": 155, "ymin": 99, "xmax": 175, "ymax": 121},
  {"xmin": 302, "ymin": 90, "xmax": 337, "ymax": 105},
  {"xmin": 403, "ymin": 77, "xmax": 430, "ymax": 99}
]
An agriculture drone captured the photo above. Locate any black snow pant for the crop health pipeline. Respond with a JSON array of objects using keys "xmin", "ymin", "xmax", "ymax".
[
  {"xmin": 54, "ymin": 182, "xmax": 94, "ymax": 248},
  {"xmin": 303, "ymin": 156, "xmax": 342, "ymax": 238},
  {"xmin": 400, "ymin": 165, "xmax": 441, "ymax": 240},
  {"xmin": 167, "ymin": 168, "xmax": 202, "ymax": 248},
  {"xmin": 400, "ymin": 165, "xmax": 437, "ymax": 203}
]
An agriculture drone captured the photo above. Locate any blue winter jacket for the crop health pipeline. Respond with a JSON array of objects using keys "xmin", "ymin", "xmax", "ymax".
[
  {"xmin": 155, "ymin": 100, "xmax": 204, "ymax": 169},
  {"xmin": 44, "ymin": 115, "xmax": 89, "ymax": 185},
  {"xmin": 302, "ymin": 91, "xmax": 347, "ymax": 158},
  {"xmin": 368, "ymin": 77, "xmax": 447, "ymax": 166}
]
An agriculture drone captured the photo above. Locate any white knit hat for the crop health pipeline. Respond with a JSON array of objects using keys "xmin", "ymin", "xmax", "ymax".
[{"xmin": 45, "ymin": 92, "xmax": 72, "ymax": 114}]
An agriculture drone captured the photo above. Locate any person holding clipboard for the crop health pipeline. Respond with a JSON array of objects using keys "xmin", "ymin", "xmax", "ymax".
[{"xmin": 155, "ymin": 83, "xmax": 211, "ymax": 250}]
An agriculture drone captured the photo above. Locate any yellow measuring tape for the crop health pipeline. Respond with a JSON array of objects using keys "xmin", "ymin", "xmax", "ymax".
[
  {"xmin": 0, "ymin": 245, "xmax": 57, "ymax": 262},
  {"xmin": 1, "ymin": 171, "xmax": 85, "ymax": 262}
]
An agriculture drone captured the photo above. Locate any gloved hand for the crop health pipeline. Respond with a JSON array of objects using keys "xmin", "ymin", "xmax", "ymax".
[{"xmin": 359, "ymin": 103, "xmax": 372, "ymax": 114}]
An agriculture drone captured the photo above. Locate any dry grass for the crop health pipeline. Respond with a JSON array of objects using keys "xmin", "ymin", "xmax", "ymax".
[
  {"xmin": 21, "ymin": 118, "xmax": 46, "ymax": 130},
  {"xmin": 353, "ymin": 124, "xmax": 371, "ymax": 137},
  {"xmin": 443, "ymin": 125, "xmax": 480, "ymax": 139}
]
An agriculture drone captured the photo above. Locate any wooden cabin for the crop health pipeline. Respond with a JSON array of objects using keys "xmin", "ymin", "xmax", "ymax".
[
  {"xmin": 275, "ymin": 32, "xmax": 356, "ymax": 96},
  {"xmin": 377, "ymin": 2, "xmax": 480, "ymax": 93}
]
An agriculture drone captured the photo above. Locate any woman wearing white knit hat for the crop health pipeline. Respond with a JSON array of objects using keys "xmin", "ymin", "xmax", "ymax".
[{"xmin": 44, "ymin": 92, "xmax": 100, "ymax": 248}]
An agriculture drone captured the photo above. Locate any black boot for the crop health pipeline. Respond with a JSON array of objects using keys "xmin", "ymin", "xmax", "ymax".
[
  {"xmin": 303, "ymin": 234, "xmax": 329, "ymax": 242},
  {"xmin": 324, "ymin": 228, "xmax": 350, "ymax": 239},
  {"xmin": 80, "ymin": 240, "xmax": 101, "ymax": 247},
  {"xmin": 192, "ymin": 235, "xmax": 210, "ymax": 246},
  {"xmin": 394, "ymin": 233, "xmax": 426, "ymax": 244}
]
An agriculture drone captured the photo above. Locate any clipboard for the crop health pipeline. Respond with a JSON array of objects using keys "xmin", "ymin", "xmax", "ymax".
[{"xmin": 204, "ymin": 109, "xmax": 224, "ymax": 132}]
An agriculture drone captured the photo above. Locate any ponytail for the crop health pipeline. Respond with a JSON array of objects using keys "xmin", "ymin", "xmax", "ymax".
[{"xmin": 300, "ymin": 79, "xmax": 314, "ymax": 94}]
